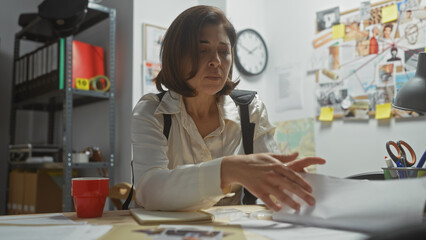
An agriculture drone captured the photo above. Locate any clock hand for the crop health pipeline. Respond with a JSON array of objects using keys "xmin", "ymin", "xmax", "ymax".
[
  {"xmin": 249, "ymin": 46, "xmax": 260, "ymax": 54},
  {"xmin": 238, "ymin": 43, "xmax": 251, "ymax": 53}
]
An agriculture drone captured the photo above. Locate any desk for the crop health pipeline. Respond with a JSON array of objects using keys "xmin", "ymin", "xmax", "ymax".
[{"xmin": 64, "ymin": 205, "xmax": 270, "ymax": 240}]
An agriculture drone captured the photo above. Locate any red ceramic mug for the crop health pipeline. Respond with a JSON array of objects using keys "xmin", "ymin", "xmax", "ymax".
[{"xmin": 71, "ymin": 177, "xmax": 109, "ymax": 218}]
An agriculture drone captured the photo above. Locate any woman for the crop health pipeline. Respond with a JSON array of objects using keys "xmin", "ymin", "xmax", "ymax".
[{"xmin": 131, "ymin": 5, "xmax": 326, "ymax": 212}]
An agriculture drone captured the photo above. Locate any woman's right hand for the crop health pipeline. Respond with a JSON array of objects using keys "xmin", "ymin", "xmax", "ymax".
[{"xmin": 221, "ymin": 153, "xmax": 326, "ymax": 211}]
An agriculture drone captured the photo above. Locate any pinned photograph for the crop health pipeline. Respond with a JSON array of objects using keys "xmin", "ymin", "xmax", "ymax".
[
  {"xmin": 343, "ymin": 99, "xmax": 370, "ymax": 120},
  {"xmin": 398, "ymin": 21, "xmax": 426, "ymax": 47},
  {"xmin": 377, "ymin": 63, "xmax": 394, "ymax": 86},
  {"xmin": 316, "ymin": 7, "xmax": 340, "ymax": 32},
  {"xmin": 367, "ymin": 25, "xmax": 381, "ymax": 54},
  {"xmin": 369, "ymin": 5, "xmax": 385, "ymax": 25},
  {"xmin": 315, "ymin": 81, "xmax": 347, "ymax": 115},
  {"xmin": 375, "ymin": 85, "xmax": 395, "ymax": 104},
  {"xmin": 344, "ymin": 21, "xmax": 369, "ymax": 42},
  {"xmin": 329, "ymin": 45, "xmax": 340, "ymax": 70},
  {"xmin": 356, "ymin": 39, "xmax": 370, "ymax": 56},
  {"xmin": 386, "ymin": 47, "xmax": 402, "ymax": 62},
  {"xmin": 381, "ymin": 22, "xmax": 396, "ymax": 42},
  {"xmin": 360, "ymin": 1, "xmax": 371, "ymax": 20},
  {"xmin": 404, "ymin": 48, "xmax": 424, "ymax": 72}
]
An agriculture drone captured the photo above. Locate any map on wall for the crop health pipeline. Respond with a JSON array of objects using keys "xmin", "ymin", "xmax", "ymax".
[{"xmin": 274, "ymin": 118, "xmax": 316, "ymax": 172}]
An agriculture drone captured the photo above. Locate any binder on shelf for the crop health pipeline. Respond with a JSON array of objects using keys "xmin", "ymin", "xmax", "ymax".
[
  {"xmin": 13, "ymin": 40, "xmax": 61, "ymax": 102},
  {"xmin": 72, "ymin": 40, "xmax": 105, "ymax": 89}
]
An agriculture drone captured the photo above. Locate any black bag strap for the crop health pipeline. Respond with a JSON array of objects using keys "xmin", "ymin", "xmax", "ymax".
[
  {"xmin": 229, "ymin": 90, "xmax": 256, "ymax": 155},
  {"xmin": 157, "ymin": 91, "xmax": 171, "ymax": 139},
  {"xmin": 122, "ymin": 160, "xmax": 134, "ymax": 210},
  {"xmin": 230, "ymin": 90, "xmax": 257, "ymax": 205}
]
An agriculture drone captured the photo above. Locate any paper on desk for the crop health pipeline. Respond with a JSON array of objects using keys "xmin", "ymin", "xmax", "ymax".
[
  {"xmin": 0, "ymin": 224, "xmax": 112, "ymax": 240},
  {"xmin": 233, "ymin": 219, "xmax": 368, "ymax": 240},
  {"xmin": 272, "ymin": 173, "xmax": 426, "ymax": 233},
  {"xmin": 0, "ymin": 213, "xmax": 85, "ymax": 225}
]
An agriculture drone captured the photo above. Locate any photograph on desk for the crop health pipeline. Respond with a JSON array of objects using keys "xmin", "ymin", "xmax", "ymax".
[{"xmin": 312, "ymin": 1, "xmax": 426, "ymax": 119}]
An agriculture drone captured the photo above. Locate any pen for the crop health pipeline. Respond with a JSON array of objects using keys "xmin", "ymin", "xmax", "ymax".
[
  {"xmin": 416, "ymin": 151, "xmax": 426, "ymax": 168},
  {"xmin": 390, "ymin": 158, "xmax": 406, "ymax": 178}
]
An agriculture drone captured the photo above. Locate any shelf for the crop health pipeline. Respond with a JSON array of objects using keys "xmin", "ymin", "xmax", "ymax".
[
  {"xmin": 9, "ymin": 161, "xmax": 110, "ymax": 169},
  {"xmin": 9, "ymin": 2, "xmax": 116, "ymax": 213},
  {"xmin": 16, "ymin": 3, "xmax": 110, "ymax": 43},
  {"xmin": 13, "ymin": 89, "xmax": 110, "ymax": 111}
]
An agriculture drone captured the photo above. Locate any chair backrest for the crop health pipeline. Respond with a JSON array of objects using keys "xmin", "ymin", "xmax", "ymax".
[
  {"xmin": 346, "ymin": 171, "xmax": 385, "ymax": 180},
  {"xmin": 109, "ymin": 182, "xmax": 135, "ymax": 210}
]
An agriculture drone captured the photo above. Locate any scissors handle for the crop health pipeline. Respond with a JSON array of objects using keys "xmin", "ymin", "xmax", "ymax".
[
  {"xmin": 398, "ymin": 140, "xmax": 416, "ymax": 167},
  {"xmin": 386, "ymin": 141, "xmax": 403, "ymax": 166}
]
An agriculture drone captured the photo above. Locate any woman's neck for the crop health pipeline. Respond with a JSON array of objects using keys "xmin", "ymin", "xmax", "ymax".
[{"xmin": 183, "ymin": 94, "xmax": 218, "ymax": 119}]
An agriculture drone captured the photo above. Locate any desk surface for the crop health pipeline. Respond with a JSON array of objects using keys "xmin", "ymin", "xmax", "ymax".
[{"xmin": 64, "ymin": 205, "xmax": 270, "ymax": 240}]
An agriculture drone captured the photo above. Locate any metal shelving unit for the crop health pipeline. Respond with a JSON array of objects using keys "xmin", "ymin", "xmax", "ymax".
[{"xmin": 8, "ymin": 3, "xmax": 116, "ymax": 212}]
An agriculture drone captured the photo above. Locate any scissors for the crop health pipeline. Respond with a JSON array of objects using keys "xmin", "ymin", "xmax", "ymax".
[{"xmin": 386, "ymin": 140, "xmax": 417, "ymax": 167}]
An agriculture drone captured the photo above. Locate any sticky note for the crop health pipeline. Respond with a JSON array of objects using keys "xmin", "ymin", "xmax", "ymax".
[
  {"xmin": 75, "ymin": 78, "xmax": 90, "ymax": 90},
  {"xmin": 382, "ymin": 5, "xmax": 398, "ymax": 23},
  {"xmin": 319, "ymin": 107, "xmax": 334, "ymax": 121},
  {"xmin": 332, "ymin": 24, "xmax": 345, "ymax": 39},
  {"xmin": 375, "ymin": 103, "xmax": 392, "ymax": 119}
]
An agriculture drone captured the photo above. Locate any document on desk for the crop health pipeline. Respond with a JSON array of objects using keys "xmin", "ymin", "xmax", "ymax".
[
  {"xmin": 272, "ymin": 173, "xmax": 426, "ymax": 233},
  {"xmin": 0, "ymin": 213, "xmax": 85, "ymax": 225},
  {"xmin": 0, "ymin": 225, "xmax": 112, "ymax": 240}
]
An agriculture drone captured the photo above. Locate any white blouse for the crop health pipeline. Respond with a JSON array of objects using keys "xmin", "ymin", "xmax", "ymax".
[{"xmin": 131, "ymin": 90, "xmax": 279, "ymax": 211}]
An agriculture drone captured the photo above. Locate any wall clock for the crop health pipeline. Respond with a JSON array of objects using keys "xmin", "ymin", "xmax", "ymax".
[{"xmin": 234, "ymin": 29, "xmax": 268, "ymax": 76}]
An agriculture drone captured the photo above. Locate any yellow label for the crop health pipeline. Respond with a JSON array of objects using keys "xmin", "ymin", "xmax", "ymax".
[
  {"xmin": 382, "ymin": 5, "xmax": 398, "ymax": 23},
  {"xmin": 319, "ymin": 107, "xmax": 334, "ymax": 121},
  {"xmin": 332, "ymin": 24, "xmax": 345, "ymax": 39},
  {"xmin": 75, "ymin": 78, "xmax": 90, "ymax": 90},
  {"xmin": 375, "ymin": 103, "xmax": 392, "ymax": 119}
]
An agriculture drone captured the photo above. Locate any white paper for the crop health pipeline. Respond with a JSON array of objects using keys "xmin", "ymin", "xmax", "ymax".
[
  {"xmin": 0, "ymin": 225, "xmax": 112, "ymax": 240},
  {"xmin": 233, "ymin": 219, "xmax": 368, "ymax": 240},
  {"xmin": 307, "ymin": 48, "xmax": 329, "ymax": 71},
  {"xmin": 0, "ymin": 213, "xmax": 85, "ymax": 225},
  {"xmin": 275, "ymin": 63, "xmax": 304, "ymax": 112},
  {"xmin": 272, "ymin": 173, "xmax": 426, "ymax": 233}
]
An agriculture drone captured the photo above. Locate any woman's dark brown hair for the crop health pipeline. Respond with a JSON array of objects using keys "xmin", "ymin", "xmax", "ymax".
[{"xmin": 155, "ymin": 5, "xmax": 238, "ymax": 97}]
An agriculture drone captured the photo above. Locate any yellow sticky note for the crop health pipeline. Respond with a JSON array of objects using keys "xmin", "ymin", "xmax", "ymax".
[
  {"xmin": 332, "ymin": 24, "xmax": 345, "ymax": 39},
  {"xmin": 382, "ymin": 5, "xmax": 398, "ymax": 23},
  {"xmin": 319, "ymin": 107, "xmax": 334, "ymax": 121},
  {"xmin": 75, "ymin": 78, "xmax": 90, "ymax": 90},
  {"xmin": 375, "ymin": 103, "xmax": 392, "ymax": 119}
]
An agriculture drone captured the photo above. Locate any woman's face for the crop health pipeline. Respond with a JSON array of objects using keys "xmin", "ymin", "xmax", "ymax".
[
  {"xmin": 186, "ymin": 24, "xmax": 232, "ymax": 97},
  {"xmin": 383, "ymin": 26, "xmax": 392, "ymax": 39}
]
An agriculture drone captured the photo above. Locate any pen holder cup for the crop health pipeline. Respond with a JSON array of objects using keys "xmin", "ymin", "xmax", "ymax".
[
  {"xmin": 382, "ymin": 167, "xmax": 426, "ymax": 180},
  {"xmin": 71, "ymin": 177, "xmax": 109, "ymax": 218}
]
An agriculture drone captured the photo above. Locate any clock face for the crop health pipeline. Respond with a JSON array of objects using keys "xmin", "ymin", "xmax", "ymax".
[{"xmin": 235, "ymin": 29, "xmax": 268, "ymax": 76}]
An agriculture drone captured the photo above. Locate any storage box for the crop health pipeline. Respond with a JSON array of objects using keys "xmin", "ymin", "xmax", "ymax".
[{"xmin": 8, "ymin": 170, "xmax": 63, "ymax": 214}]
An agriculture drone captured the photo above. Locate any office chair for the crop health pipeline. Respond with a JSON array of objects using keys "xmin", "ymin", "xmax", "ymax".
[
  {"xmin": 346, "ymin": 171, "xmax": 385, "ymax": 180},
  {"xmin": 109, "ymin": 182, "xmax": 135, "ymax": 210}
]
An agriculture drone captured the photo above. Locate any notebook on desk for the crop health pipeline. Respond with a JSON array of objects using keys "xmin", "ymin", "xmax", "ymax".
[{"xmin": 130, "ymin": 208, "xmax": 214, "ymax": 225}]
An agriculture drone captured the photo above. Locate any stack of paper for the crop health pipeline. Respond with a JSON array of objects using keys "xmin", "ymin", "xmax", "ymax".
[{"xmin": 272, "ymin": 173, "xmax": 426, "ymax": 233}]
